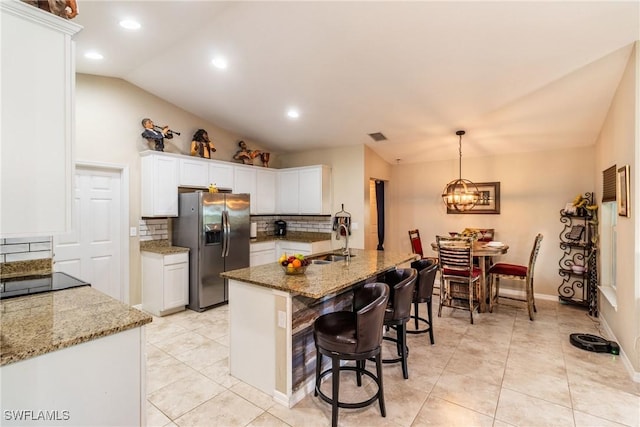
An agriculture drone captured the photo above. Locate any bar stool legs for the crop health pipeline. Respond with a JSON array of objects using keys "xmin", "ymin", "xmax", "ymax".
[{"xmin": 314, "ymin": 348, "xmax": 386, "ymax": 427}]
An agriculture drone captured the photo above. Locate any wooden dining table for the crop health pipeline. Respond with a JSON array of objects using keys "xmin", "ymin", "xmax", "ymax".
[{"xmin": 431, "ymin": 240, "xmax": 509, "ymax": 312}]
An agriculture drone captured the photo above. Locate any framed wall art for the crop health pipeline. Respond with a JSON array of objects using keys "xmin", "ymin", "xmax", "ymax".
[
  {"xmin": 447, "ymin": 181, "xmax": 501, "ymax": 214},
  {"xmin": 617, "ymin": 165, "xmax": 630, "ymax": 217}
]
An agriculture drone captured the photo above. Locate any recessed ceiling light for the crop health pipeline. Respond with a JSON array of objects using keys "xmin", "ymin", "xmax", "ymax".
[
  {"xmin": 84, "ymin": 51, "xmax": 104, "ymax": 60},
  {"xmin": 286, "ymin": 109, "xmax": 300, "ymax": 119},
  {"xmin": 119, "ymin": 19, "xmax": 141, "ymax": 30},
  {"xmin": 211, "ymin": 56, "xmax": 228, "ymax": 69}
]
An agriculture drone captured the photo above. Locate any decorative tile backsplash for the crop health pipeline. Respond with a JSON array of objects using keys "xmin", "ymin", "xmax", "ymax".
[
  {"xmin": 0, "ymin": 237, "xmax": 52, "ymax": 263},
  {"xmin": 139, "ymin": 219, "xmax": 169, "ymax": 241},
  {"xmin": 252, "ymin": 215, "xmax": 332, "ymax": 236}
]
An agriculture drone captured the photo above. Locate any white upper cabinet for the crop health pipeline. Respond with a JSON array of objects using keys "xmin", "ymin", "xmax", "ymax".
[
  {"xmin": 278, "ymin": 166, "xmax": 331, "ymax": 215},
  {"xmin": 0, "ymin": 2, "xmax": 81, "ymax": 237},
  {"xmin": 141, "ymin": 152, "xmax": 179, "ymax": 217},
  {"xmin": 209, "ymin": 161, "xmax": 235, "ymax": 190},
  {"xmin": 256, "ymin": 169, "xmax": 277, "ymax": 214},
  {"xmin": 277, "ymin": 170, "xmax": 300, "ymax": 214},
  {"xmin": 179, "ymin": 158, "xmax": 209, "ymax": 188},
  {"xmin": 234, "ymin": 165, "xmax": 257, "ymax": 213}
]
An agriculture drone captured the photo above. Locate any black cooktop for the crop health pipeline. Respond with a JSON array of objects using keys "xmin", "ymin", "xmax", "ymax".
[{"xmin": 0, "ymin": 272, "xmax": 90, "ymax": 300}]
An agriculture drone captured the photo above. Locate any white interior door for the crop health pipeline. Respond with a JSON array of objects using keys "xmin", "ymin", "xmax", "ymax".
[{"xmin": 54, "ymin": 166, "xmax": 124, "ymax": 302}]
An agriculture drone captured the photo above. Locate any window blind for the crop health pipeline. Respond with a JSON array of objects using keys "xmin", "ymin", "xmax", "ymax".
[{"xmin": 602, "ymin": 165, "xmax": 617, "ymax": 202}]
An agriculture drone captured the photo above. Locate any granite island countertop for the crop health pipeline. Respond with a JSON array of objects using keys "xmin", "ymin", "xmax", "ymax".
[
  {"xmin": 0, "ymin": 286, "xmax": 152, "ymax": 366},
  {"xmin": 221, "ymin": 248, "xmax": 417, "ymax": 299}
]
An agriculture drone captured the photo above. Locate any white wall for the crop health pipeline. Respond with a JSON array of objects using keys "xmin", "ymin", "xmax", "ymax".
[
  {"xmin": 387, "ymin": 145, "xmax": 595, "ymax": 299},
  {"xmin": 75, "ymin": 74, "xmax": 271, "ymax": 304},
  {"xmin": 594, "ymin": 43, "xmax": 639, "ymax": 376}
]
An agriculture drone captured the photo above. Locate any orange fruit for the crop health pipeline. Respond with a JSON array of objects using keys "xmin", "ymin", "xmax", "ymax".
[{"xmin": 292, "ymin": 259, "xmax": 302, "ymax": 268}]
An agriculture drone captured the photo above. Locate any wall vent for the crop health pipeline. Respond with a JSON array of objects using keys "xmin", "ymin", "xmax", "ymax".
[{"xmin": 368, "ymin": 132, "xmax": 387, "ymax": 142}]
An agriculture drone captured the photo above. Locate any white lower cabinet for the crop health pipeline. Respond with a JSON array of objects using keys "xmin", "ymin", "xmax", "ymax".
[
  {"xmin": 0, "ymin": 327, "xmax": 145, "ymax": 427},
  {"xmin": 142, "ymin": 251, "xmax": 189, "ymax": 316},
  {"xmin": 275, "ymin": 240, "xmax": 332, "ymax": 257},
  {"xmin": 250, "ymin": 241, "xmax": 276, "ymax": 267}
]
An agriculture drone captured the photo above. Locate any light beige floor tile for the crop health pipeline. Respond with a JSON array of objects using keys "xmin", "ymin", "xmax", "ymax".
[
  {"xmin": 230, "ymin": 381, "xmax": 277, "ymax": 411},
  {"xmin": 267, "ymin": 394, "xmax": 335, "ymax": 427},
  {"xmin": 569, "ymin": 379, "xmax": 640, "ymax": 426},
  {"xmin": 142, "ymin": 301, "xmax": 640, "ymax": 427},
  {"xmin": 431, "ymin": 371, "xmax": 501, "ymax": 417},
  {"xmin": 173, "ymin": 390, "xmax": 264, "ymax": 427},
  {"xmin": 573, "ymin": 410, "xmax": 630, "ymax": 427},
  {"xmin": 146, "ymin": 401, "xmax": 171, "ymax": 427},
  {"xmin": 502, "ymin": 363, "xmax": 572, "ymax": 407},
  {"xmin": 148, "ymin": 371, "xmax": 226, "ymax": 419},
  {"xmin": 146, "ymin": 321, "xmax": 190, "ymax": 344},
  {"xmin": 146, "ymin": 356, "xmax": 198, "ymax": 394},
  {"xmin": 246, "ymin": 412, "xmax": 292, "ymax": 427},
  {"xmin": 154, "ymin": 331, "xmax": 212, "ymax": 357},
  {"xmin": 173, "ymin": 339, "xmax": 229, "ymax": 371},
  {"xmin": 192, "ymin": 317, "xmax": 228, "ymax": 340},
  {"xmin": 412, "ymin": 396, "xmax": 494, "ymax": 427},
  {"xmin": 495, "ymin": 388, "xmax": 575, "ymax": 427},
  {"xmin": 444, "ymin": 350, "xmax": 507, "ymax": 386},
  {"xmin": 147, "ymin": 343, "xmax": 172, "ymax": 366}
]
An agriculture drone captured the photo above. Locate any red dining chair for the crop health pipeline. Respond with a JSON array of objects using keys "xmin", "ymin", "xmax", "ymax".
[
  {"xmin": 487, "ymin": 234, "xmax": 543, "ymax": 320},
  {"xmin": 408, "ymin": 229, "xmax": 424, "ymax": 258}
]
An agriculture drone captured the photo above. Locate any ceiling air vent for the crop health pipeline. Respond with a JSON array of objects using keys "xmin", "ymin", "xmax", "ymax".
[{"xmin": 368, "ymin": 132, "xmax": 387, "ymax": 142}]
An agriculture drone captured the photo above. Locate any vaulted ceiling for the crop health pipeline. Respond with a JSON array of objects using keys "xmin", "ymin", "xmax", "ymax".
[{"xmin": 73, "ymin": 1, "xmax": 639, "ymax": 164}]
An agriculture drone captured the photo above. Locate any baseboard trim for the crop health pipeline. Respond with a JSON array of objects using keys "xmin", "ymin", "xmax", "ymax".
[{"xmin": 599, "ymin": 316, "xmax": 640, "ymax": 383}]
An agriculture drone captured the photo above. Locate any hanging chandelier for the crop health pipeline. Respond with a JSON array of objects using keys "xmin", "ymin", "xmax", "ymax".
[{"xmin": 442, "ymin": 130, "xmax": 480, "ymax": 212}]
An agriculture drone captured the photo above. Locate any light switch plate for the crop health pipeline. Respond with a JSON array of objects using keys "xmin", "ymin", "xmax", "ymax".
[
  {"xmin": 130, "ymin": 227, "xmax": 137, "ymax": 237},
  {"xmin": 277, "ymin": 310, "xmax": 287, "ymax": 328}
]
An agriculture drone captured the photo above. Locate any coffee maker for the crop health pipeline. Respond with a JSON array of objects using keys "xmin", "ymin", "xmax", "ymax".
[{"xmin": 274, "ymin": 220, "xmax": 287, "ymax": 237}]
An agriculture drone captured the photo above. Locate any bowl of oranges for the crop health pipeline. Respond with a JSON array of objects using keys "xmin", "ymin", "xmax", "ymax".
[{"xmin": 279, "ymin": 253, "xmax": 310, "ymax": 275}]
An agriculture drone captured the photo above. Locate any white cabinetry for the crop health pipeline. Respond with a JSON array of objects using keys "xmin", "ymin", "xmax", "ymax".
[
  {"xmin": 250, "ymin": 241, "xmax": 276, "ymax": 266},
  {"xmin": 179, "ymin": 157, "xmax": 208, "ymax": 187},
  {"xmin": 234, "ymin": 165, "xmax": 257, "ymax": 213},
  {"xmin": 277, "ymin": 166, "xmax": 331, "ymax": 215},
  {"xmin": 142, "ymin": 251, "xmax": 189, "ymax": 316},
  {"xmin": 275, "ymin": 240, "xmax": 332, "ymax": 257},
  {"xmin": 0, "ymin": 1, "xmax": 81, "ymax": 237},
  {"xmin": 256, "ymin": 169, "xmax": 277, "ymax": 214},
  {"xmin": 1, "ymin": 327, "xmax": 145, "ymax": 427},
  {"xmin": 209, "ymin": 161, "xmax": 234, "ymax": 190},
  {"xmin": 141, "ymin": 153, "xmax": 179, "ymax": 217}
]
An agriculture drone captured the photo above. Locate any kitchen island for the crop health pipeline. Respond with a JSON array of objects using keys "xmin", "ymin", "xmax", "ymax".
[
  {"xmin": 0, "ymin": 286, "xmax": 152, "ymax": 426},
  {"xmin": 221, "ymin": 248, "xmax": 416, "ymax": 407}
]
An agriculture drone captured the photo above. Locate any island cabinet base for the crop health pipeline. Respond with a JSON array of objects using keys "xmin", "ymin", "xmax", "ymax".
[
  {"xmin": 0, "ymin": 327, "xmax": 146, "ymax": 427},
  {"xmin": 229, "ymin": 278, "xmax": 370, "ymax": 408}
]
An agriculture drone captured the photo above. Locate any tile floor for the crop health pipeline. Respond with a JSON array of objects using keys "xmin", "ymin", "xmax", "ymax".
[{"xmin": 145, "ymin": 298, "xmax": 640, "ymax": 427}]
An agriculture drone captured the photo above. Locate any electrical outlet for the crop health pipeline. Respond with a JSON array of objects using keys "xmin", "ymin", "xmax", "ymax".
[
  {"xmin": 277, "ymin": 310, "xmax": 287, "ymax": 328},
  {"xmin": 351, "ymin": 222, "xmax": 359, "ymax": 230},
  {"xmin": 130, "ymin": 227, "xmax": 137, "ymax": 237}
]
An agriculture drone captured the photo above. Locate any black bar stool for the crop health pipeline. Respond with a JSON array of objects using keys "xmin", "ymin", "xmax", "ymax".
[
  {"xmin": 407, "ymin": 258, "xmax": 438, "ymax": 344},
  {"xmin": 313, "ymin": 282, "xmax": 390, "ymax": 427},
  {"xmin": 380, "ymin": 268, "xmax": 417, "ymax": 379}
]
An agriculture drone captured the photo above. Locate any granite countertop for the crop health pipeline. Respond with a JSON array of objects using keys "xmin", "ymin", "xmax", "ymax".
[
  {"xmin": 221, "ymin": 248, "xmax": 417, "ymax": 299},
  {"xmin": 140, "ymin": 239, "xmax": 189, "ymax": 255},
  {"xmin": 0, "ymin": 259, "xmax": 52, "ymax": 279},
  {"xmin": 252, "ymin": 232, "xmax": 331, "ymax": 244},
  {"xmin": 0, "ymin": 286, "xmax": 152, "ymax": 366}
]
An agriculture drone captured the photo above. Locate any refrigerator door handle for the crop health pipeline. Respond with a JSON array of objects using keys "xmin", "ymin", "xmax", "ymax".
[{"xmin": 222, "ymin": 210, "xmax": 230, "ymax": 257}]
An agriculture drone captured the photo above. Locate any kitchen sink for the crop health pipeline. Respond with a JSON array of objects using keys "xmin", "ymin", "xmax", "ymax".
[{"xmin": 308, "ymin": 252, "xmax": 355, "ymax": 263}]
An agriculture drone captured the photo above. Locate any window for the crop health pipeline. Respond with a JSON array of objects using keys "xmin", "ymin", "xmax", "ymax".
[{"xmin": 599, "ymin": 201, "xmax": 617, "ymax": 308}]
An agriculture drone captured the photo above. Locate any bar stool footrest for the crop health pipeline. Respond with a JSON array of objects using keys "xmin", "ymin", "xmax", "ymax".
[
  {"xmin": 406, "ymin": 315, "xmax": 431, "ymax": 335},
  {"xmin": 315, "ymin": 366, "xmax": 381, "ymax": 409}
]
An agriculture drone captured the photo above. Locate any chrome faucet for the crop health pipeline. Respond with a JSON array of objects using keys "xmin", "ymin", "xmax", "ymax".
[{"xmin": 338, "ymin": 223, "xmax": 350, "ymax": 264}]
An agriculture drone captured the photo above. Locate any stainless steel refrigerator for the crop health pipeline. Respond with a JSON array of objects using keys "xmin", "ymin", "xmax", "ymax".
[{"xmin": 172, "ymin": 192, "xmax": 250, "ymax": 311}]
